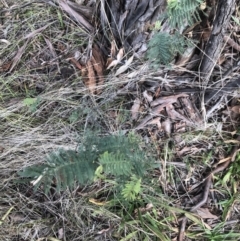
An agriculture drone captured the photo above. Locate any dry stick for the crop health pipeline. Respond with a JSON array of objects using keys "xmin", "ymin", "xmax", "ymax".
[
  {"xmin": 178, "ymin": 137, "xmax": 240, "ymax": 241},
  {"xmin": 223, "ymin": 35, "xmax": 240, "ymax": 52},
  {"xmin": 178, "ymin": 176, "xmax": 212, "ymax": 241}
]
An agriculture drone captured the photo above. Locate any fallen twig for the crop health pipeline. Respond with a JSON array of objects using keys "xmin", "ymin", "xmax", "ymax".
[
  {"xmin": 178, "ymin": 136, "xmax": 240, "ymax": 241},
  {"xmin": 224, "ymin": 35, "xmax": 240, "ymax": 52},
  {"xmin": 178, "ymin": 175, "xmax": 212, "ymax": 241}
]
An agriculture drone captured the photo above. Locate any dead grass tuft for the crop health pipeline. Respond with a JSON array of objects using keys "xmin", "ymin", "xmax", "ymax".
[{"xmin": 1, "ymin": 0, "xmax": 240, "ymax": 240}]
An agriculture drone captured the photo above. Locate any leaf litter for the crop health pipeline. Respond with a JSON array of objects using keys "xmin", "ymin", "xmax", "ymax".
[{"xmin": 1, "ymin": 0, "xmax": 240, "ymax": 241}]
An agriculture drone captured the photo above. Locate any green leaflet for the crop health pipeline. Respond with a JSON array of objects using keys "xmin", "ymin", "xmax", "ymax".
[
  {"xmin": 147, "ymin": 0, "xmax": 203, "ymax": 66},
  {"xmin": 147, "ymin": 32, "xmax": 188, "ymax": 65},
  {"xmin": 167, "ymin": 0, "xmax": 203, "ymax": 28},
  {"xmin": 18, "ymin": 132, "xmax": 154, "ymax": 195},
  {"xmin": 121, "ymin": 176, "xmax": 141, "ymax": 201}
]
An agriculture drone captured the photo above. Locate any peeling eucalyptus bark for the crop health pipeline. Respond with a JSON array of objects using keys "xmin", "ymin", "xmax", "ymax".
[{"xmin": 200, "ymin": 0, "xmax": 235, "ymax": 81}]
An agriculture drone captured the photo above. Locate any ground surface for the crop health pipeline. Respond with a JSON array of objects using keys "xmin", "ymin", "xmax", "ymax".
[{"xmin": 1, "ymin": 0, "xmax": 240, "ymax": 240}]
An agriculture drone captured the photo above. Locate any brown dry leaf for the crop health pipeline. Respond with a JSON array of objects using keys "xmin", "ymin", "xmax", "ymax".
[
  {"xmin": 107, "ymin": 48, "xmax": 124, "ymax": 69},
  {"xmin": 230, "ymin": 106, "xmax": 240, "ymax": 114},
  {"xmin": 201, "ymin": 22, "xmax": 212, "ymax": 42},
  {"xmin": 44, "ymin": 37, "xmax": 60, "ymax": 72},
  {"xmin": 135, "ymin": 85, "xmax": 190, "ymax": 131},
  {"xmin": 180, "ymin": 97, "xmax": 202, "ymax": 123},
  {"xmin": 115, "ymin": 55, "xmax": 134, "ymax": 76},
  {"xmin": 146, "ymin": 117, "xmax": 161, "ymax": 130},
  {"xmin": 154, "ymin": 87, "xmax": 161, "ymax": 98},
  {"xmin": 217, "ymin": 156, "xmax": 231, "ymax": 164},
  {"xmin": 92, "ymin": 46, "xmax": 105, "ymax": 93},
  {"xmin": 23, "ymin": 22, "xmax": 54, "ymax": 39},
  {"xmin": 150, "ymin": 94, "xmax": 188, "ymax": 107},
  {"xmin": 97, "ymin": 227, "xmax": 111, "ymax": 235},
  {"xmin": 177, "ymin": 146, "xmax": 205, "ymax": 156},
  {"xmin": 166, "ymin": 104, "xmax": 193, "ymax": 127},
  {"xmin": 106, "ymin": 57, "xmax": 113, "ymax": 68},
  {"xmin": 224, "ymin": 35, "xmax": 240, "ymax": 52},
  {"xmin": 67, "ymin": 1, "xmax": 93, "ymax": 19},
  {"xmin": 83, "ymin": 45, "xmax": 105, "ymax": 94},
  {"xmin": 10, "ymin": 214, "xmax": 25, "ymax": 223},
  {"xmin": 146, "ymin": 203, "xmax": 153, "ymax": 210},
  {"xmin": 108, "ymin": 110, "xmax": 117, "ymax": 118},
  {"xmin": 175, "ymin": 46, "xmax": 195, "ymax": 67},
  {"xmin": 196, "ymin": 208, "xmax": 218, "ymax": 220},
  {"xmin": 58, "ymin": 228, "xmax": 64, "ymax": 240},
  {"xmin": 110, "ymin": 40, "xmax": 117, "ymax": 57},
  {"xmin": 118, "ymin": 10, "xmax": 128, "ymax": 32},
  {"xmin": 224, "ymin": 139, "xmax": 240, "ymax": 144},
  {"xmin": 57, "ymin": 42, "xmax": 66, "ymax": 52},
  {"xmin": 9, "ymin": 39, "xmax": 29, "ymax": 72},
  {"xmin": 89, "ymin": 198, "xmax": 109, "ymax": 206},
  {"xmin": 135, "ymin": 104, "xmax": 166, "ymax": 130},
  {"xmin": 44, "ymin": 37, "xmax": 57, "ymax": 58},
  {"xmin": 177, "ymin": 146, "xmax": 192, "ymax": 156},
  {"xmin": 69, "ymin": 57, "xmax": 83, "ymax": 70},
  {"xmin": 0, "ymin": 146, "xmax": 4, "ymax": 153},
  {"xmin": 0, "ymin": 61, "xmax": 12, "ymax": 72},
  {"xmin": 127, "ymin": 70, "xmax": 139, "ymax": 78},
  {"xmin": 86, "ymin": 59, "xmax": 97, "ymax": 94},
  {"xmin": 92, "ymin": 56, "xmax": 103, "ymax": 93},
  {"xmin": 81, "ymin": 65, "xmax": 88, "ymax": 80},
  {"xmin": 134, "ymin": 203, "xmax": 153, "ymax": 215},
  {"xmin": 131, "ymin": 98, "xmax": 141, "ymax": 120},
  {"xmin": 143, "ymin": 90, "xmax": 153, "ymax": 103},
  {"xmin": 217, "ymin": 54, "xmax": 226, "ymax": 65},
  {"xmin": 174, "ymin": 121, "xmax": 187, "ymax": 132},
  {"xmin": 0, "ymin": 39, "xmax": 11, "ymax": 45},
  {"xmin": 162, "ymin": 118, "xmax": 172, "ymax": 136},
  {"xmin": 59, "ymin": 0, "xmax": 93, "ymax": 32},
  {"xmin": 107, "ymin": 59, "xmax": 116, "ymax": 69}
]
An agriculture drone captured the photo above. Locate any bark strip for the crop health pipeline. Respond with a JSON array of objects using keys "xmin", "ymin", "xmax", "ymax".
[{"xmin": 200, "ymin": 0, "xmax": 236, "ymax": 81}]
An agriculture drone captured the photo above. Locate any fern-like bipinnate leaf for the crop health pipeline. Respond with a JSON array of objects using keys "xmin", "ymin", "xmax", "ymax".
[
  {"xmin": 147, "ymin": 32, "xmax": 173, "ymax": 65},
  {"xmin": 147, "ymin": 32, "xmax": 188, "ymax": 65},
  {"xmin": 99, "ymin": 151, "xmax": 133, "ymax": 176},
  {"xmin": 19, "ymin": 149, "xmax": 98, "ymax": 193},
  {"xmin": 19, "ymin": 132, "xmax": 153, "ymax": 194},
  {"xmin": 147, "ymin": 0, "xmax": 201, "ymax": 66},
  {"xmin": 121, "ymin": 176, "xmax": 142, "ymax": 201},
  {"xmin": 167, "ymin": 0, "xmax": 203, "ymax": 28}
]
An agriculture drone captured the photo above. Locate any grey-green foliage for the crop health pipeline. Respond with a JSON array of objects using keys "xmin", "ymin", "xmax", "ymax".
[
  {"xmin": 167, "ymin": 0, "xmax": 203, "ymax": 29},
  {"xmin": 19, "ymin": 132, "xmax": 154, "ymax": 194},
  {"xmin": 147, "ymin": 0, "xmax": 203, "ymax": 66},
  {"xmin": 23, "ymin": 97, "xmax": 41, "ymax": 112},
  {"xmin": 147, "ymin": 32, "xmax": 187, "ymax": 65}
]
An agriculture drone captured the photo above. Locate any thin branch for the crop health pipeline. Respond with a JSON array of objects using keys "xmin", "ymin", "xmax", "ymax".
[
  {"xmin": 178, "ymin": 136, "xmax": 240, "ymax": 241},
  {"xmin": 224, "ymin": 35, "xmax": 240, "ymax": 51}
]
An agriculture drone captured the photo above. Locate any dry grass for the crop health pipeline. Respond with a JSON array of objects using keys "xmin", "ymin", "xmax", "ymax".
[
  {"xmin": 0, "ymin": 1, "xmax": 146, "ymax": 240},
  {"xmin": 1, "ymin": 1, "xmax": 240, "ymax": 240}
]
